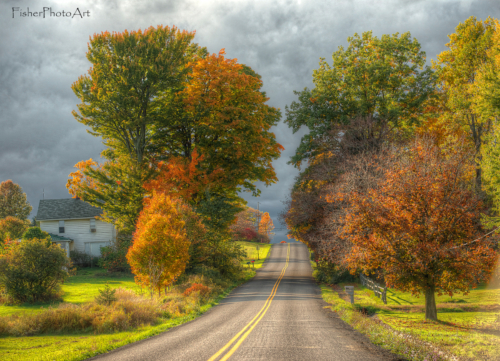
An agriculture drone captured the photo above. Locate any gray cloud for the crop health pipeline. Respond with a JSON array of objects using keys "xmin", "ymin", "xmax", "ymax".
[{"xmin": 1, "ymin": 0, "xmax": 498, "ymax": 242}]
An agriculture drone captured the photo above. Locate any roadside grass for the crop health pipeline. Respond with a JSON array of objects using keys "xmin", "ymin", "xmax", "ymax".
[
  {"xmin": 0, "ymin": 246, "xmax": 273, "ymax": 361},
  {"xmin": 235, "ymin": 240, "xmax": 272, "ymax": 269},
  {"xmin": 0, "ymin": 278, "xmax": 249, "ymax": 361},
  {"xmin": 312, "ymin": 259, "xmax": 500, "ymax": 360}
]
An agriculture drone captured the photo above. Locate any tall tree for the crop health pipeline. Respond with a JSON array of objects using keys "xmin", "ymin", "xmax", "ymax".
[
  {"xmin": 433, "ymin": 16, "xmax": 497, "ymax": 191},
  {"xmin": 72, "ymin": 26, "xmax": 198, "ymax": 164},
  {"xmin": 285, "ymin": 31, "xmax": 435, "ymax": 167},
  {"xmin": 69, "ymin": 26, "xmax": 201, "ymax": 231},
  {"xmin": 0, "ymin": 180, "xmax": 32, "ymax": 220},
  {"xmin": 152, "ymin": 50, "xmax": 284, "ymax": 198},
  {"xmin": 341, "ymin": 138, "xmax": 497, "ymax": 321},
  {"xmin": 477, "ymin": 19, "xmax": 500, "ymax": 230}
]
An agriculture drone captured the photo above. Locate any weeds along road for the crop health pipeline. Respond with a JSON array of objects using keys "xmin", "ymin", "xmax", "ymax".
[{"xmin": 88, "ymin": 243, "xmax": 400, "ymax": 361}]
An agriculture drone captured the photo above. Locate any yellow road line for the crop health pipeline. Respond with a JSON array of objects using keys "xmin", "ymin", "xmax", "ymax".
[{"xmin": 208, "ymin": 244, "xmax": 290, "ymax": 361}]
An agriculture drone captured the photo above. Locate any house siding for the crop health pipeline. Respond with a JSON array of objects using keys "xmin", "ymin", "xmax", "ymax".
[{"xmin": 40, "ymin": 219, "xmax": 115, "ymax": 254}]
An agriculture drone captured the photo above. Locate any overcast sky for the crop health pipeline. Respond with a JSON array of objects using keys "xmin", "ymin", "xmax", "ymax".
[{"xmin": 1, "ymin": 0, "xmax": 499, "ymax": 243}]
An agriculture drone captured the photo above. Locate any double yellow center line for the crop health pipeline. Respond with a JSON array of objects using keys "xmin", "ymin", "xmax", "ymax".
[{"xmin": 207, "ymin": 243, "xmax": 291, "ymax": 361}]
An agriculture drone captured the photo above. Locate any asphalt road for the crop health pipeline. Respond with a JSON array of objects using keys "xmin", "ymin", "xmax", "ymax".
[{"xmin": 89, "ymin": 242, "xmax": 401, "ymax": 361}]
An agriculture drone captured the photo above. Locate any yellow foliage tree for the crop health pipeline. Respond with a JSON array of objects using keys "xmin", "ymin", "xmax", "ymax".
[
  {"xmin": 126, "ymin": 192, "xmax": 190, "ymax": 298},
  {"xmin": 259, "ymin": 212, "xmax": 275, "ymax": 241}
]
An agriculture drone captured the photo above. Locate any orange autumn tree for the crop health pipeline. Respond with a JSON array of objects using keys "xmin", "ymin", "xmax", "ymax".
[
  {"xmin": 175, "ymin": 49, "xmax": 284, "ymax": 197},
  {"xmin": 341, "ymin": 138, "xmax": 497, "ymax": 321},
  {"xmin": 126, "ymin": 191, "xmax": 190, "ymax": 298},
  {"xmin": 259, "ymin": 212, "xmax": 275, "ymax": 242}
]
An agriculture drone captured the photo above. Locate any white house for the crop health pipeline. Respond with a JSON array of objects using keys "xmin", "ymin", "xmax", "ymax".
[{"xmin": 36, "ymin": 198, "xmax": 116, "ymax": 257}]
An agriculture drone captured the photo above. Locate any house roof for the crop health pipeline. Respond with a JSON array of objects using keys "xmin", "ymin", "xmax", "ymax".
[
  {"xmin": 36, "ymin": 198, "xmax": 103, "ymax": 221},
  {"xmin": 48, "ymin": 233, "xmax": 73, "ymax": 242}
]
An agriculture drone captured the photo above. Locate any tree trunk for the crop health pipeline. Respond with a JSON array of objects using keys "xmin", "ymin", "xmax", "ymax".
[{"xmin": 424, "ymin": 285, "xmax": 438, "ymax": 321}]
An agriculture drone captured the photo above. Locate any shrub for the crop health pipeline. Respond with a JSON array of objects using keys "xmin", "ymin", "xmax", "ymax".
[
  {"xmin": 202, "ymin": 241, "xmax": 245, "ymax": 278},
  {"xmin": 98, "ymin": 242, "xmax": 131, "ymax": 272},
  {"xmin": 95, "ymin": 282, "xmax": 117, "ymax": 306},
  {"xmin": 183, "ymin": 283, "xmax": 211, "ymax": 298},
  {"xmin": 22, "ymin": 227, "xmax": 51, "ymax": 241},
  {"xmin": 0, "ymin": 238, "xmax": 71, "ymax": 303},
  {"xmin": 70, "ymin": 249, "xmax": 100, "ymax": 268}
]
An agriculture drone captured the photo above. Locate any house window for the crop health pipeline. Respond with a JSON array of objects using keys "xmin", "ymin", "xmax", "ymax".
[
  {"xmin": 90, "ymin": 219, "xmax": 96, "ymax": 232},
  {"xmin": 59, "ymin": 220, "xmax": 65, "ymax": 233}
]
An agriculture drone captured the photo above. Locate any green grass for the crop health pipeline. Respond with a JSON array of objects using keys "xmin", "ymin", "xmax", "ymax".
[
  {"xmin": 0, "ymin": 269, "xmax": 138, "ymax": 317},
  {"xmin": 314, "ymin": 261, "xmax": 500, "ymax": 360},
  {"xmin": 235, "ymin": 240, "xmax": 272, "ymax": 269}
]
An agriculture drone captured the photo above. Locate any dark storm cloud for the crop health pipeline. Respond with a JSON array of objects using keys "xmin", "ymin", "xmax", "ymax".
[{"xmin": 1, "ymin": 0, "xmax": 498, "ymax": 241}]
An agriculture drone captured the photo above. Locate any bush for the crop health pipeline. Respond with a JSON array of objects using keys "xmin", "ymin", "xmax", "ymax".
[
  {"xmin": 98, "ymin": 244, "xmax": 130, "ymax": 272},
  {"xmin": 183, "ymin": 283, "xmax": 211, "ymax": 298},
  {"xmin": 0, "ymin": 238, "xmax": 71, "ymax": 303},
  {"xmin": 22, "ymin": 227, "xmax": 50, "ymax": 241},
  {"xmin": 95, "ymin": 282, "xmax": 117, "ymax": 306},
  {"xmin": 98, "ymin": 233, "xmax": 131, "ymax": 272},
  {"xmin": 70, "ymin": 249, "xmax": 100, "ymax": 268},
  {"xmin": 204, "ymin": 241, "xmax": 245, "ymax": 278}
]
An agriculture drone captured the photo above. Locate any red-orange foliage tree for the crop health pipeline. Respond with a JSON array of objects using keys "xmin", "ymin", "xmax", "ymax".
[
  {"xmin": 281, "ymin": 116, "xmax": 391, "ymax": 263},
  {"xmin": 229, "ymin": 207, "xmax": 260, "ymax": 241},
  {"xmin": 340, "ymin": 138, "xmax": 497, "ymax": 320},
  {"xmin": 126, "ymin": 192, "xmax": 191, "ymax": 298}
]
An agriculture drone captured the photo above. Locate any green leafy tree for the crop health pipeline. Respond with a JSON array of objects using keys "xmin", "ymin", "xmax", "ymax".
[
  {"xmin": 194, "ymin": 191, "xmax": 245, "ymax": 276},
  {"xmin": 0, "ymin": 180, "xmax": 32, "ymax": 220},
  {"xmin": 285, "ymin": 31, "xmax": 435, "ymax": 167},
  {"xmin": 433, "ymin": 16, "xmax": 497, "ymax": 191},
  {"xmin": 67, "ymin": 156, "xmax": 155, "ymax": 232},
  {"xmin": 72, "ymin": 26, "xmax": 198, "ymax": 164},
  {"xmin": 69, "ymin": 26, "xmax": 201, "ymax": 231},
  {"xmin": 0, "ymin": 217, "xmax": 30, "ymax": 242},
  {"xmin": 0, "ymin": 238, "xmax": 71, "ymax": 303}
]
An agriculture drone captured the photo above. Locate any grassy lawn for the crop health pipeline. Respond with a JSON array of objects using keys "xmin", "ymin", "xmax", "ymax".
[
  {"xmin": 235, "ymin": 240, "xmax": 272, "ymax": 269},
  {"xmin": 0, "ymin": 246, "xmax": 274, "ymax": 361},
  {"xmin": 312, "ymin": 256, "xmax": 500, "ymax": 360},
  {"xmin": 0, "ymin": 269, "xmax": 139, "ymax": 317}
]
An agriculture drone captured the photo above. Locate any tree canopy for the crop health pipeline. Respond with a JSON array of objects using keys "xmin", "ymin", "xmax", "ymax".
[
  {"xmin": 285, "ymin": 31, "xmax": 435, "ymax": 167},
  {"xmin": 69, "ymin": 27, "xmax": 283, "ymax": 233},
  {"xmin": 0, "ymin": 180, "xmax": 32, "ymax": 220},
  {"xmin": 432, "ymin": 16, "xmax": 497, "ymax": 190}
]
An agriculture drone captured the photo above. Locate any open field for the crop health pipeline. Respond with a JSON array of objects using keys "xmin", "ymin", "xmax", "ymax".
[
  {"xmin": 312, "ymin": 260, "xmax": 500, "ymax": 360},
  {"xmin": 235, "ymin": 240, "xmax": 272, "ymax": 269}
]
